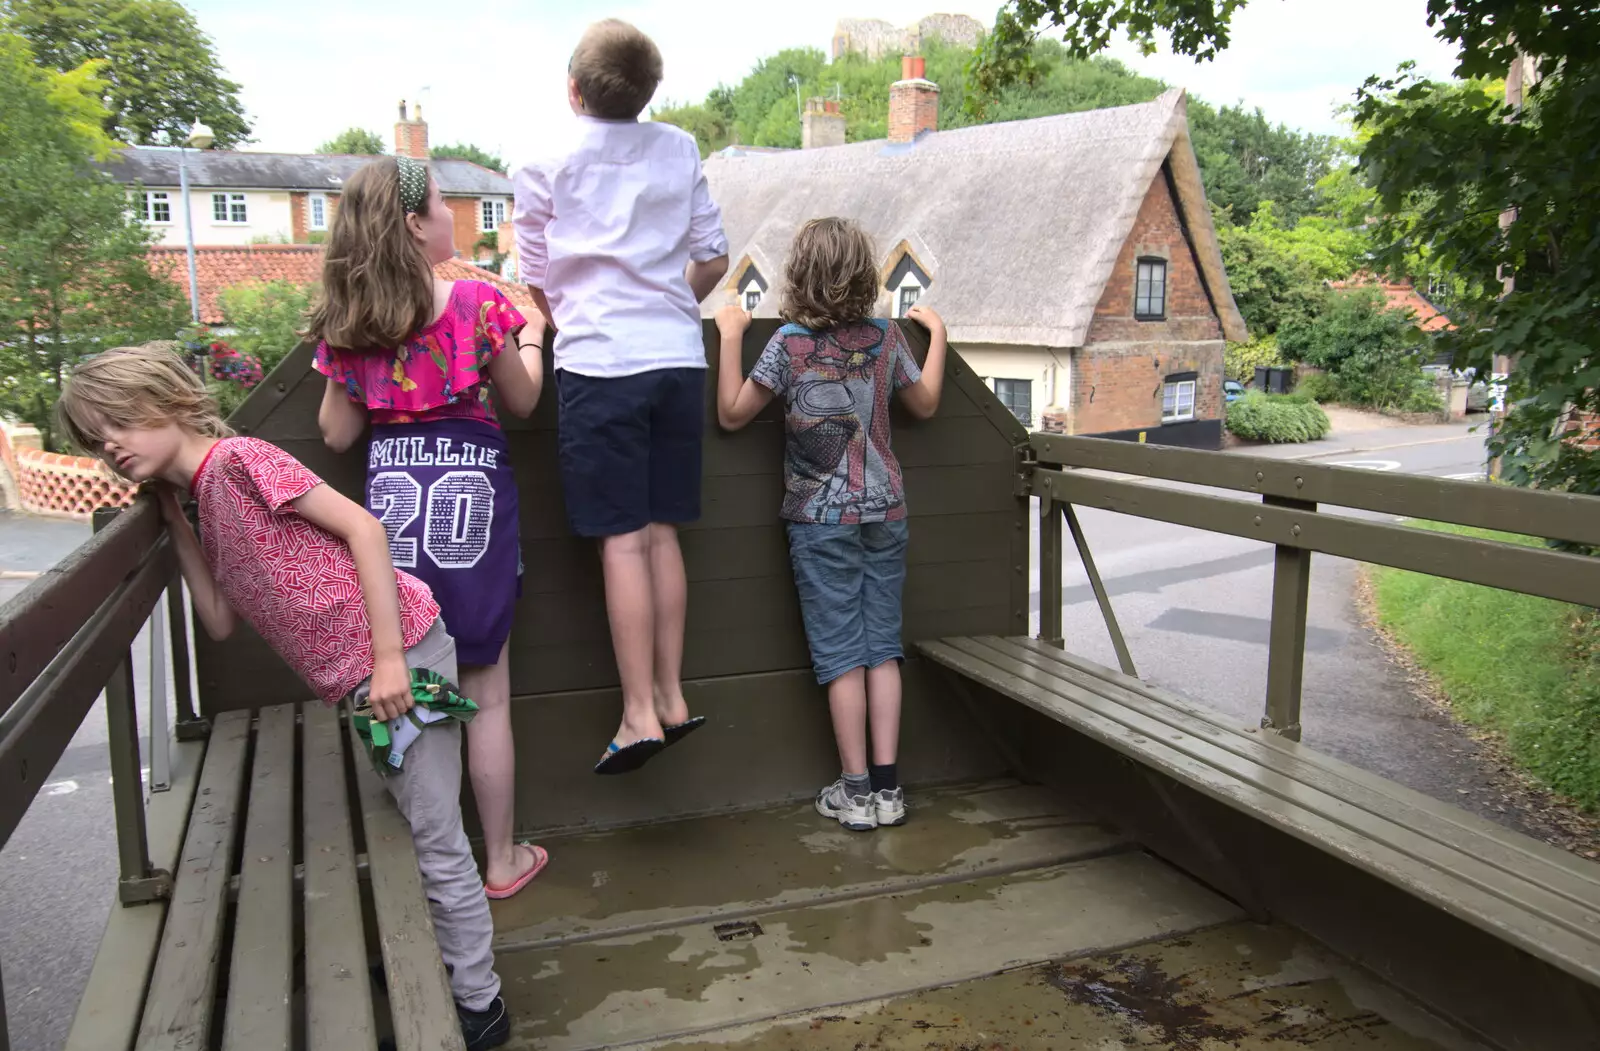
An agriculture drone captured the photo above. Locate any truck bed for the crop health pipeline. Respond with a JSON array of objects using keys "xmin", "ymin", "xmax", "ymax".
[{"xmin": 482, "ymin": 782, "xmax": 1489, "ymax": 1050}]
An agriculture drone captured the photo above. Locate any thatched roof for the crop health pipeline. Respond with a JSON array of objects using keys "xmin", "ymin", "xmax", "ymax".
[
  {"xmin": 104, "ymin": 148, "xmax": 511, "ymax": 198},
  {"xmin": 703, "ymin": 89, "xmax": 1247, "ymax": 347}
]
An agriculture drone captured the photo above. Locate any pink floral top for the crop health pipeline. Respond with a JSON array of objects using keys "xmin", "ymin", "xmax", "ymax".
[{"xmin": 313, "ymin": 281, "xmax": 527, "ymax": 427}]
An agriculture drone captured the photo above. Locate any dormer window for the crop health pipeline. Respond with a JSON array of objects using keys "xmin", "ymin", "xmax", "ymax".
[
  {"xmin": 885, "ymin": 250, "xmax": 930, "ymax": 319},
  {"xmin": 735, "ymin": 261, "xmax": 768, "ymax": 312},
  {"xmin": 1135, "ymin": 257, "xmax": 1167, "ymax": 320}
]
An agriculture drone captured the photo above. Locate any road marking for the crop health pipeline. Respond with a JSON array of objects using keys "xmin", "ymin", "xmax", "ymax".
[
  {"xmin": 43, "ymin": 779, "xmax": 78, "ymax": 796},
  {"xmin": 1444, "ymin": 471, "xmax": 1486, "ymax": 481},
  {"xmin": 1325, "ymin": 459, "xmax": 1402, "ymax": 472},
  {"xmin": 0, "ymin": 570, "xmax": 40, "ymax": 580}
]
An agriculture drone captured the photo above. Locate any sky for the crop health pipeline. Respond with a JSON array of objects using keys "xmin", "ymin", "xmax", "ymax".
[{"xmin": 187, "ymin": 0, "xmax": 1461, "ymax": 164}]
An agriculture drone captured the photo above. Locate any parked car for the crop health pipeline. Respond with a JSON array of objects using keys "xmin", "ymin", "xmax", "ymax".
[{"xmin": 1224, "ymin": 379, "xmax": 1246, "ymax": 403}]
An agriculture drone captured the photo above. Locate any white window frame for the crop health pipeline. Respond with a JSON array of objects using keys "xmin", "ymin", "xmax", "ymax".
[
  {"xmin": 141, "ymin": 190, "xmax": 172, "ymax": 224},
  {"xmin": 309, "ymin": 193, "xmax": 329, "ymax": 231},
  {"xmin": 1162, "ymin": 379, "xmax": 1196, "ymax": 422},
  {"xmin": 480, "ymin": 198, "xmax": 507, "ymax": 233},
  {"xmin": 991, "ymin": 377, "xmax": 1032, "ymax": 427},
  {"xmin": 212, "ymin": 192, "xmax": 248, "ymax": 225}
]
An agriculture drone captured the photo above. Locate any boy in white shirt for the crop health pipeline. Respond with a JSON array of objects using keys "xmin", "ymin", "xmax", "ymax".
[{"xmin": 514, "ymin": 19, "xmax": 729, "ymax": 774}]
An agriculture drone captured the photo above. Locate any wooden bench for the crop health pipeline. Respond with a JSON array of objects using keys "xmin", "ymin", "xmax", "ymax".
[
  {"xmin": 918, "ymin": 635, "xmax": 1600, "ymax": 990},
  {"xmin": 129, "ymin": 702, "xmax": 466, "ymax": 1051}
]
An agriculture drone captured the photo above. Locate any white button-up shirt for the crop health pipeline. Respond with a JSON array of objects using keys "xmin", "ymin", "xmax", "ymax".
[{"xmin": 513, "ymin": 118, "xmax": 729, "ymax": 378}]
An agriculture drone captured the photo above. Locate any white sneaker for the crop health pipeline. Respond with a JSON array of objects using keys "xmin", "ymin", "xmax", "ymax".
[
  {"xmin": 874, "ymin": 787, "xmax": 907, "ymax": 827},
  {"xmin": 816, "ymin": 779, "xmax": 877, "ymax": 831}
]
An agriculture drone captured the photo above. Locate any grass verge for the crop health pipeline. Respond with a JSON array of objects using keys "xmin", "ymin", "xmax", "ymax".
[{"xmin": 1369, "ymin": 521, "xmax": 1600, "ymax": 811}]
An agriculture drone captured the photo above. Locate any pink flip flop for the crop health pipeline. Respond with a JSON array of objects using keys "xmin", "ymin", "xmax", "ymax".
[{"xmin": 485, "ymin": 843, "xmax": 549, "ymax": 900}]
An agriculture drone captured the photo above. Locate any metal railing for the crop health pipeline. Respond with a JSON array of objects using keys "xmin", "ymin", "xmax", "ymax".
[
  {"xmin": 0, "ymin": 496, "xmax": 198, "ymax": 1050},
  {"xmin": 1027, "ymin": 433, "xmax": 1600, "ymax": 741}
]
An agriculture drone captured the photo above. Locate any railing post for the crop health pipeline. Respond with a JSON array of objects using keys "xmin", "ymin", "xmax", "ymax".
[
  {"xmin": 93, "ymin": 506, "xmax": 172, "ymax": 904},
  {"xmin": 167, "ymin": 578, "xmax": 207, "ymax": 740},
  {"xmin": 1, "ymin": 961, "xmax": 11, "ymax": 1051},
  {"xmin": 1037, "ymin": 494, "xmax": 1063, "ymax": 647},
  {"xmin": 147, "ymin": 592, "xmax": 170, "ymax": 793},
  {"xmin": 1262, "ymin": 495, "xmax": 1314, "ymax": 741}
]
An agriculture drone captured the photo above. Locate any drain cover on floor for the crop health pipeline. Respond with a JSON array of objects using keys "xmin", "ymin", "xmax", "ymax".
[{"xmin": 713, "ymin": 920, "xmax": 763, "ymax": 942}]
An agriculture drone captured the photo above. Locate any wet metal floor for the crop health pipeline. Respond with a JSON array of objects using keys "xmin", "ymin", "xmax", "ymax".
[{"xmin": 490, "ymin": 782, "xmax": 1486, "ymax": 1051}]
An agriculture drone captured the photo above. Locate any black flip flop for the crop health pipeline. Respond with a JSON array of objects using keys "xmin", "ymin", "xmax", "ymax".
[
  {"xmin": 594, "ymin": 737, "xmax": 666, "ymax": 775},
  {"xmin": 663, "ymin": 716, "xmax": 706, "ymax": 747}
]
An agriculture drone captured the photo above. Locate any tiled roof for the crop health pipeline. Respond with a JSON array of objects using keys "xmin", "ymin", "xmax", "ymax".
[
  {"xmin": 105, "ymin": 148, "xmax": 511, "ymax": 197},
  {"xmin": 1330, "ymin": 274, "xmax": 1454, "ymax": 332},
  {"xmin": 147, "ymin": 245, "xmax": 532, "ymax": 325}
]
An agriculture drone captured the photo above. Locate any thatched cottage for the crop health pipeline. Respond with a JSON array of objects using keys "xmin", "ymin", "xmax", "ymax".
[{"xmin": 703, "ymin": 63, "xmax": 1247, "ymax": 447}]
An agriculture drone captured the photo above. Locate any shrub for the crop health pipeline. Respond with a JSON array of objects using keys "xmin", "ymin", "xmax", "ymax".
[
  {"xmin": 1294, "ymin": 371, "xmax": 1340, "ymax": 403},
  {"xmin": 1399, "ymin": 377, "xmax": 1447, "ymax": 415},
  {"xmin": 217, "ymin": 281, "xmax": 314, "ymax": 372},
  {"xmin": 1223, "ymin": 334, "xmax": 1283, "ymax": 383},
  {"xmin": 1226, "ymin": 392, "xmax": 1332, "ymax": 443}
]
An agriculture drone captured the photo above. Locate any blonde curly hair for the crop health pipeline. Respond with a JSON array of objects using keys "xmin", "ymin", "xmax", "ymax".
[{"xmin": 781, "ymin": 217, "xmax": 881, "ymax": 332}]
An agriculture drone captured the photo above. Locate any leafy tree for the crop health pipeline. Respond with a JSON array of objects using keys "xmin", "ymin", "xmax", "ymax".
[
  {"xmin": 0, "ymin": 32, "xmax": 185, "ymax": 450},
  {"xmin": 317, "ymin": 127, "xmax": 385, "ymax": 155},
  {"xmin": 3, "ymin": 0, "xmax": 250, "ymax": 147},
  {"xmin": 1276, "ymin": 286, "xmax": 1428, "ymax": 409},
  {"xmin": 215, "ymin": 280, "xmax": 312, "ymax": 372},
  {"xmin": 432, "ymin": 142, "xmax": 506, "ymax": 174},
  {"xmin": 1215, "ymin": 214, "xmax": 1329, "ymax": 337}
]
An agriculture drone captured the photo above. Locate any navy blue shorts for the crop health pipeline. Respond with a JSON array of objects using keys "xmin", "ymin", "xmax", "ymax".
[
  {"xmin": 786, "ymin": 519, "xmax": 910, "ymax": 685},
  {"xmin": 556, "ymin": 367, "xmax": 705, "ymax": 538}
]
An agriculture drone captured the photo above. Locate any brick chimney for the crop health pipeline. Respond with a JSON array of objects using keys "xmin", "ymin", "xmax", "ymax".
[
  {"xmin": 802, "ymin": 97, "xmax": 846, "ymax": 149},
  {"xmin": 888, "ymin": 55, "xmax": 939, "ymax": 144},
  {"xmin": 394, "ymin": 99, "xmax": 429, "ymax": 159}
]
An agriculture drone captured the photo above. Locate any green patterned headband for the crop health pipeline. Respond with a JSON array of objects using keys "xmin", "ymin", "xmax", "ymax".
[{"xmin": 396, "ymin": 156, "xmax": 427, "ymax": 214}]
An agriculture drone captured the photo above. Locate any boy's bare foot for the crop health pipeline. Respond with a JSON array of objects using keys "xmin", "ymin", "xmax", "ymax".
[{"xmin": 485, "ymin": 843, "xmax": 549, "ymax": 900}]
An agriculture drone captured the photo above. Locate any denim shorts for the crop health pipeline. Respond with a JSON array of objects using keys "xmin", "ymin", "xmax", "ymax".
[
  {"xmin": 556, "ymin": 367, "xmax": 704, "ymax": 538},
  {"xmin": 786, "ymin": 519, "xmax": 910, "ymax": 686}
]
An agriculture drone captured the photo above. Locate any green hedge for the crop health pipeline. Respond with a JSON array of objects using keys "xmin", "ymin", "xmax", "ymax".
[
  {"xmin": 1294, "ymin": 371, "xmax": 1340, "ymax": 403},
  {"xmin": 1371, "ymin": 522, "xmax": 1600, "ymax": 810},
  {"xmin": 1225, "ymin": 392, "xmax": 1332, "ymax": 443}
]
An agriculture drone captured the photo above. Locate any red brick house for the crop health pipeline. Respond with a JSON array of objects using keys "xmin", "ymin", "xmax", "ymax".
[
  {"xmin": 105, "ymin": 103, "xmax": 511, "ymax": 266},
  {"xmin": 701, "ymin": 66, "xmax": 1247, "ymax": 447}
]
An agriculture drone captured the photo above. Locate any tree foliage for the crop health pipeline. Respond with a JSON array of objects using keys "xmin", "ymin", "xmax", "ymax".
[
  {"xmin": 317, "ymin": 127, "xmax": 385, "ymax": 155},
  {"xmin": 215, "ymin": 280, "xmax": 311, "ymax": 372},
  {"xmin": 0, "ymin": 32, "xmax": 185, "ymax": 450},
  {"xmin": 3, "ymin": 0, "xmax": 250, "ymax": 147},
  {"xmin": 1276, "ymin": 286, "xmax": 1432, "ymax": 411},
  {"xmin": 431, "ymin": 142, "xmax": 505, "ymax": 173}
]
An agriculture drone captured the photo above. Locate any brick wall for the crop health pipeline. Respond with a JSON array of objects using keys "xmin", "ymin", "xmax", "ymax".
[
  {"xmin": 1070, "ymin": 166, "xmax": 1226, "ymax": 435},
  {"xmin": 445, "ymin": 198, "xmax": 480, "ymax": 257},
  {"xmin": 889, "ymin": 57, "xmax": 939, "ymax": 144},
  {"xmin": 16, "ymin": 447, "xmax": 136, "ymax": 519},
  {"xmin": 290, "ymin": 192, "xmax": 308, "ymax": 242},
  {"xmin": 1566, "ymin": 409, "xmax": 1600, "ymax": 451}
]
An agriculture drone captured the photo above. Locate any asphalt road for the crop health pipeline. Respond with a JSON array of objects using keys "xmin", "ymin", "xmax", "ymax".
[{"xmin": 0, "ymin": 422, "xmax": 1510, "ymax": 1051}]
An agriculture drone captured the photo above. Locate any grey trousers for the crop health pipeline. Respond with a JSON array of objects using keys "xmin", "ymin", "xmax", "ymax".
[{"xmin": 356, "ymin": 620, "xmax": 501, "ymax": 1011}]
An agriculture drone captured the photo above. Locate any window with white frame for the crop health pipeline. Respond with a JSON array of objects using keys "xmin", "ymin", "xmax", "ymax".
[
  {"xmin": 480, "ymin": 198, "xmax": 507, "ymax": 232},
  {"xmin": 735, "ymin": 261, "xmax": 767, "ymax": 312},
  {"xmin": 1135, "ymin": 257, "xmax": 1167, "ymax": 320},
  {"xmin": 309, "ymin": 194, "xmax": 328, "ymax": 231},
  {"xmin": 1161, "ymin": 375, "xmax": 1196, "ymax": 422},
  {"xmin": 992, "ymin": 378, "xmax": 1032, "ymax": 426},
  {"xmin": 744, "ymin": 287, "xmax": 761, "ymax": 311},
  {"xmin": 212, "ymin": 192, "xmax": 247, "ymax": 224},
  {"xmin": 897, "ymin": 284, "xmax": 921, "ymax": 317},
  {"xmin": 141, "ymin": 191, "xmax": 172, "ymax": 224}
]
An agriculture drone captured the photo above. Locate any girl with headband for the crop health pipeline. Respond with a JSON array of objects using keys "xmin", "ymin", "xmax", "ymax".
[{"xmin": 308, "ymin": 155, "xmax": 549, "ymax": 902}]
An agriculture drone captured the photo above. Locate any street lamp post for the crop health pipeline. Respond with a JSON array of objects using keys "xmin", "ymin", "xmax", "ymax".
[{"xmin": 175, "ymin": 123, "xmax": 214, "ymax": 325}]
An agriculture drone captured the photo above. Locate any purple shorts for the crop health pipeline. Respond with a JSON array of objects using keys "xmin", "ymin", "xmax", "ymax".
[{"xmin": 366, "ymin": 418, "xmax": 521, "ymax": 666}]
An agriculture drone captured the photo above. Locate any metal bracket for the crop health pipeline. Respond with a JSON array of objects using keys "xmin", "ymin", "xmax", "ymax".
[
  {"xmin": 1013, "ymin": 444, "xmax": 1036, "ymax": 497},
  {"xmin": 118, "ymin": 868, "xmax": 174, "ymax": 905},
  {"xmin": 175, "ymin": 716, "xmax": 212, "ymax": 741},
  {"xmin": 1259, "ymin": 714, "xmax": 1303, "ymax": 742}
]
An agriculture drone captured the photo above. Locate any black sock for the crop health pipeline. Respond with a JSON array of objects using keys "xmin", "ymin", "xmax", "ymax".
[
  {"xmin": 869, "ymin": 763, "xmax": 898, "ymax": 793},
  {"xmin": 842, "ymin": 772, "xmax": 872, "ymax": 799}
]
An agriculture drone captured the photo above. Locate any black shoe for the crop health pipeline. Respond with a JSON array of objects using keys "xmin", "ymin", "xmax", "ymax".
[{"xmin": 458, "ymin": 995, "xmax": 510, "ymax": 1050}]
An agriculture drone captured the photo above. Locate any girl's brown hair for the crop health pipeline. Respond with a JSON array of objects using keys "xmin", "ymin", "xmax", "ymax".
[
  {"xmin": 58, "ymin": 342, "xmax": 233, "ymax": 468},
  {"xmin": 305, "ymin": 157, "xmax": 435, "ymax": 350},
  {"xmin": 781, "ymin": 217, "xmax": 881, "ymax": 331}
]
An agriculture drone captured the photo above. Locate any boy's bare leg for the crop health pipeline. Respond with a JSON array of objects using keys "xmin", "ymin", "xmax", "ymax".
[
  {"xmin": 461, "ymin": 642, "xmax": 529, "ymax": 890},
  {"xmin": 601, "ymin": 527, "xmax": 666, "ymax": 746},
  {"xmin": 647, "ymin": 522, "xmax": 691, "ymax": 728},
  {"xmin": 827, "ymin": 667, "xmax": 870, "ymax": 774},
  {"xmin": 866, "ymin": 661, "xmax": 902, "ymax": 766}
]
